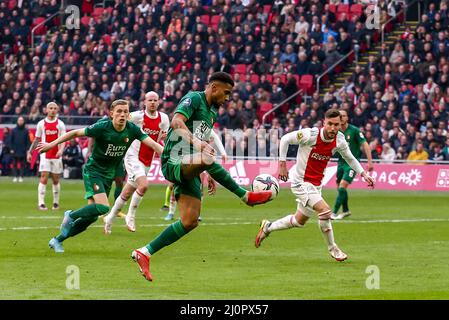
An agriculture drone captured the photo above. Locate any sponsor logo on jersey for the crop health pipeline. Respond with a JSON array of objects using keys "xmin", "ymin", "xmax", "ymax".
[
  {"xmin": 105, "ymin": 144, "xmax": 127, "ymax": 157},
  {"xmin": 311, "ymin": 152, "xmax": 331, "ymax": 161},
  {"xmin": 297, "ymin": 132, "xmax": 303, "ymax": 141},
  {"xmin": 193, "ymin": 121, "xmax": 210, "ymax": 140},
  {"xmin": 181, "ymin": 98, "xmax": 191, "ymax": 107},
  {"xmin": 93, "ymin": 184, "xmax": 100, "ymax": 191},
  {"xmin": 346, "ymin": 135, "xmax": 350, "ymax": 140},
  {"xmin": 124, "ymin": 137, "xmax": 129, "ymax": 143},
  {"xmin": 143, "ymin": 128, "xmax": 160, "ymax": 135},
  {"xmin": 45, "ymin": 129, "xmax": 58, "ymax": 135}
]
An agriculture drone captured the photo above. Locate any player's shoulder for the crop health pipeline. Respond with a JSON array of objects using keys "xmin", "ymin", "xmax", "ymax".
[
  {"xmin": 336, "ymin": 131, "xmax": 348, "ymax": 145},
  {"xmin": 37, "ymin": 118, "xmax": 45, "ymax": 126},
  {"xmin": 181, "ymin": 91, "xmax": 203, "ymax": 105},
  {"xmin": 348, "ymin": 123, "xmax": 361, "ymax": 132}
]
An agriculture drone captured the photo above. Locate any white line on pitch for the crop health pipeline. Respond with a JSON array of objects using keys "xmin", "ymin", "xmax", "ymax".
[{"xmin": 1, "ymin": 218, "xmax": 449, "ymax": 232}]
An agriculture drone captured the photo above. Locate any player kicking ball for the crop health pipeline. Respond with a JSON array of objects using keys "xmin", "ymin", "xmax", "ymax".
[
  {"xmin": 131, "ymin": 72, "xmax": 272, "ymax": 281},
  {"xmin": 103, "ymin": 91, "xmax": 169, "ymax": 233},
  {"xmin": 36, "ymin": 99, "xmax": 163, "ymax": 253},
  {"xmin": 255, "ymin": 109, "xmax": 375, "ymax": 261}
]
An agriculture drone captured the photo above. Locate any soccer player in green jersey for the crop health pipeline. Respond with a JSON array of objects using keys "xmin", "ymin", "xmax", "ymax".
[
  {"xmin": 131, "ymin": 72, "xmax": 272, "ymax": 281},
  {"xmin": 331, "ymin": 109, "xmax": 374, "ymax": 220},
  {"xmin": 36, "ymin": 99, "xmax": 163, "ymax": 253}
]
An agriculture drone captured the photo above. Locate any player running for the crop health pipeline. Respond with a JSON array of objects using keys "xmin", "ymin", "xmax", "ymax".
[
  {"xmin": 27, "ymin": 102, "xmax": 66, "ymax": 211},
  {"xmin": 255, "ymin": 109, "xmax": 375, "ymax": 262},
  {"xmin": 36, "ymin": 99, "xmax": 163, "ymax": 253},
  {"xmin": 131, "ymin": 72, "xmax": 272, "ymax": 281},
  {"xmin": 103, "ymin": 91, "xmax": 169, "ymax": 233},
  {"xmin": 331, "ymin": 109, "xmax": 373, "ymax": 220}
]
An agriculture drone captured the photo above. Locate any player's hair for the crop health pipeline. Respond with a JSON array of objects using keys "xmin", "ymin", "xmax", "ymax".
[
  {"xmin": 339, "ymin": 109, "xmax": 348, "ymax": 116},
  {"xmin": 325, "ymin": 109, "xmax": 341, "ymax": 119},
  {"xmin": 110, "ymin": 99, "xmax": 129, "ymax": 110},
  {"xmin": 46, "ymin": 102, "xmax": 58, "ymax": 108},
  {"xmin": 209, "ymin": 72, "xmax": 234, "ymax": 87}
]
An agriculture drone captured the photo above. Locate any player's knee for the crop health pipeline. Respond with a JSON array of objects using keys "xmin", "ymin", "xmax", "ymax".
[
  {"xmin": 201, "ymin": 153, "xmax": 216, "ymax": 166},
  {"xmin": 181, "ymin": 215, "xmax": 199, "ymax": 231},
  {"xmin": 318, "ymin": 208, "xmax": 332, "ymax": 220},
  {"xmin": 95, "ymin": 204, "xmax": 110, "ymax": 215},
  {"xmin": 40, "ymin": 175, "xmax": 48, "ymax": 184},
  {"xmin": 137, "ymin": 184, "xmax": 148, "ymax": 195}
]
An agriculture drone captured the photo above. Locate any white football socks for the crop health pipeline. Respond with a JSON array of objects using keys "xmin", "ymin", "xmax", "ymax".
[
  {"xmin": 267, "ymin": 214, "xmax": 302, "ymax": 233},
  {"xmin": 106, "ymin": 195, "xmax": 127, "ymax": 223},
  {"xmin": 38, "ymin": 183, "xmax": 46, "ymax": 206},
  {"xmin": 127, "ymin": 191, "xmax": 144, "ymax": 220},
  {"xmin": 319, "ymin": 219, "xmax": 336, "ymax": 250},
  {"xmin": 52, "ymin": 183, "xmax": 60, "ymax": 205}
]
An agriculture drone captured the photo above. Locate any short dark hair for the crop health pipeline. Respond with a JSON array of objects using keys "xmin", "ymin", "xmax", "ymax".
[
  {"xmin": 325, "ymin": 109, "xmax": 341, "ymax": 119},
  {"xmin": 209, "ymin": 72, "xmax": 234, "ymax": 87}
]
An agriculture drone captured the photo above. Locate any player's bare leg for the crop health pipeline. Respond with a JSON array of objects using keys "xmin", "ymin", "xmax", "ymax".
[
  {"xmin": 132, "ymin": 194, "xmax": 201, "ymax": 282},
  {"xmin": 314, "ymin": 200, "xmax": 347, "ymax": 261},
  {"xmin": 103, "ymin": 183, "xmax": 135, "ymax": 234},
  {"xmin": 255, "ymin": 211, "xmax": 308, "ymax": 248},
  {"xmin": 38, "ymin": 171, "xmax": 49, "ymax": 210},
  {"xmin": 51, "ymin": 173, "xmax": 61, "ymax": 210}
]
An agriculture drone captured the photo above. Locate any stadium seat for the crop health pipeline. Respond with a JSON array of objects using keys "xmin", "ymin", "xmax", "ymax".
[
  {"xmin": 274, "ymin": 74, "xmax": 287, "ymax": 84},
  {"xmin": 80, "ymin": 15, "xmax": 92, "ymax": 26},
  {"xmin": 8, "ymin": 0, "xmax": 16, "ymax": 10},
  {"xmin": 31, "ymin": 17, "xmax": 47, "ymax": 36},
  {"xmin": 250, "ymin": 74, "xmax": 260, "ymax": 84},
  {"xmin": 263, "ymin": 5, "xmax": 272, "ymax": 14},
  {"xmin": 299, "ymin": 75, "xmax": 314, "ymax": 95},
  {"xmin": 92, "ymin": 7, "xmax": 104, "ymax": 18},
  {"xmin": 210, "ymin": 15, "xmax": 220, "ymax": 31},
  {"xmin": 328, "ymin": 4, "xmax": 337, "ymax": 14},
  {"xmin": 337, "ymin": 4, "xmax": 349, "ymax": 13},
  {"xmin": 233, "ymin": 64, "xmax": 247, "ymax": 75},
  {"xmin": 350, "ymin": 4, "xmax": 363, "ymax": 17},
  {"xmin": 200, "ymin": 15, "xmax": 210, "ymax": 25},
  {"xmin": 257, "ymin": 102, "xmax": 273, "ymax": 123},
  {"xmin": 293, "ymin": 74, "xmax": 301, "ymax": 87},
  {"xmin": 266, "ymin": 74, "xmax": 273, "ymax": 83}
]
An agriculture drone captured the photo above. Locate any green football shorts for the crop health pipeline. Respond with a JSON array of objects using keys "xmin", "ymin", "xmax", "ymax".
[
  {"xmin": 83, "ymin": 167, "xmax": 113, "ymax": 200},
  {"xmin": 336, "ymin": 164, "xmax": 356, "ymax": 184},
  {"xmin": 115, "ymin": 160, "xmax": 126, "ymax": 178},
  {"xmin": 161, "ymin": 156, "xmax": 202, "ymax": 200}
]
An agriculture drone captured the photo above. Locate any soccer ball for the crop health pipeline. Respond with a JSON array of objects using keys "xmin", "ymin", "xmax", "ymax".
[{"xmin": 251, "ymin": 174, "xmax": 280, "ymax": 199}]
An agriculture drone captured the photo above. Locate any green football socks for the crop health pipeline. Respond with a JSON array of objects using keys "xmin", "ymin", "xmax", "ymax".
[
  {"xmin": 333, "ymin": 187, "xmax": 348, "ymax": 214},
  {"xmin": 146, "ymin": 220, "xmax": 189, "ymax": 255},
  {"xmin": 206, "ymin": 162, "xmax": 247, "ymax": 198}
]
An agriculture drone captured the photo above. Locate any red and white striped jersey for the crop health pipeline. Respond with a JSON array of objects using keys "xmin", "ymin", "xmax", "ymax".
[
  {"xmin": 35, "ymin": 117, "xmax": 66, "ymax": 159},
  {"xmin": 126, "ymin": 110, "xmax": 169, "ymax": 166},
  {"xmin": 279, "ymin": 127, "xmax": 364, "ymax": 186}
]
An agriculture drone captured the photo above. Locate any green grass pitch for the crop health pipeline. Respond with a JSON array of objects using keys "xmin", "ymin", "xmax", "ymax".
[{"xmin": 0, "ymin": 177, "xmax": 448, "ymax": 299}]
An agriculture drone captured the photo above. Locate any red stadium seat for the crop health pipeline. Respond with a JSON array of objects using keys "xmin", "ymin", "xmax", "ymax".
[
  {"xmin": 257, "ymin": 102, "xmax": 273, "ymax": 123},
  {"xmin": 200, "ymin": 15, "xmax": 210, "ymax": 25},
  {"xmin": 274, "ymin": 74, "xmax": 287, "ymax": 84},
  {"xmin": 92, "ymin": 7, "xmax": 104, "ymax": 18},
  {"xmin": 210, "ymin": 15, "xmax": 220, "ymax": 25},
  {"xmin": 266, "ymin": 74, "xmax": 273, "ymax": 83},
  {"xmin": 350, "ymin": 4, "xmax": 363, "ymax": 17},
  {"xmin": 8, "ymin": 0, "xmax": 16, "ymax": 10},
  {"xmin": 329, "ymin": 4, "xmax": 337, "ymax": 14},
  {"xmin": 250, "ymin": 74, "xmax": 260, "ymax": 84},
  {"xmin": 337, "ymin": 4, "xmax": 349, "ymax": 13},
  {"xmin": 263, "ymin": 5, "xmax": 272, "ymax": 14},
  {"xmin": 80, "ymin": 15, "xmax": 91, "ymax": 26},
  {"xmin": 31, "ymin": 17, "xmax": 47, "ymax": 36},
  {"xmin": 293, "ymin": 74, "xmax": 301, "ymax": 87},
  {"xmin": 299, "ymin": 74, "xmax": 314, "ymax": 95},
  {"xmin": 233, "ymin": 64, "xmax": 247, "ymax": 75}
]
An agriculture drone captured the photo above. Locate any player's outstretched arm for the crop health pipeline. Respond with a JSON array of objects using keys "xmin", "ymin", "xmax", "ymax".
[
  {"xmin": 339, "ymin": 145, "xmax": 375, "ymax": 188},
  {"xmin": 141, "ymin": 136, "xmax": 164, "ymax": 155},
  {"xmin": 36, "ymin": 128, "xmax": 86, "ymax": 154},
  {"xmin": 362, "ymin": 141, "xmax": 374, "ymax": 172}
]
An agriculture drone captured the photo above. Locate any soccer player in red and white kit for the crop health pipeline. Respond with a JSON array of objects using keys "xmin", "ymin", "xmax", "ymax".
[
  {"xmin": 255, "ymin": 109, "xmax": 375, "ymax": 261},
  {"xmin": 103, "ymin": 91, "xmax": 169, "ymax": 233},
  {"xmin": 27, "ymin": 102, "xmax": 66, "ymax": 210}
]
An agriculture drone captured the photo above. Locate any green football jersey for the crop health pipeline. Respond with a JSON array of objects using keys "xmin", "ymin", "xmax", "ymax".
[
  {"xmin": 84, "ymin": 119, "xmax": 147, "ymax": 179},
  {"xmin": 162, "ymin": 91, "xmax": 217, "ymax": 162},
  {"xmin": 338, "ymin": 124, "xmax": 367, "ymax": 165}
]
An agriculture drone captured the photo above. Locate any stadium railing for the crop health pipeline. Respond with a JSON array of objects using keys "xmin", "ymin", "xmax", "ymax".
[{"xmin": 31, "ymin": 10, "xmax": 64, "ymax": 49}]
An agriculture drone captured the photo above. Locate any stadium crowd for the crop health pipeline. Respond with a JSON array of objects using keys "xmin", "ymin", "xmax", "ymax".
[{"xmin": 0, "ymin": 0, "xmax": 449, "ymax": 178}]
